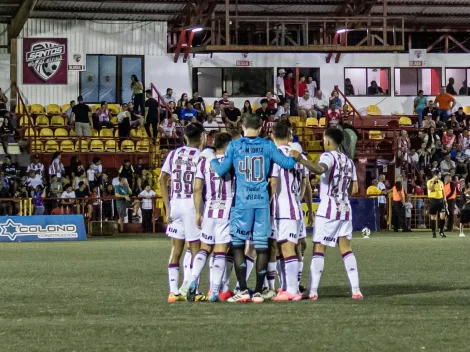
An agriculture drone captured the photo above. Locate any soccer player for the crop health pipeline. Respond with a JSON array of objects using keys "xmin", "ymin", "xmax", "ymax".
[
  {"xmin": 187, "ymin": 132, "xmax": 234, "ymax": 302},
  {"xmin": 160, "ymin": 123, "xmax": 206, "ymax": 303},
  {"xmin": 200, "ymin": 114, "xmax": 300, "ymax": 303},
  {"xmin": 270, "ymin": 122, "xmax": 307, "ymax": 301},
  {"xmin": 295, "ymin": 127, "xmax": 362, "ymax": 301}
]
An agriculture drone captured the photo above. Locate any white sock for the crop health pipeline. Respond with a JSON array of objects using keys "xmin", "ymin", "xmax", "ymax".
[
  {"xmin": 168, "ymin": 264, "xmax": 179, "ymax": 294},
  {"xmin": 222, "ymin": 255, "xmax": 234, "ymax": 292},
  {"xmin": 298, "ymin": 256, "xmax": 304, "ymax": 283},
  {"xmin": 182, "ymin": 249, "xmax": 192, "ymax": 288},
  {"xmin": 267, "ymin": 261, "xmax": 277, "ymax": 290},
  {"xmin": 208, "ymin": 255, "xmax": 214, "ymax": 292},
  {"xmin": 211, "ymin": 252, "xmax": 226, "ymax": 295},
  {"xmin": 276, "ymin": 257, "xmax": 286, "ymax": 291},
  {"xmin": 284, "ymin": 256, "xmax": 299, "ymax": 295},
  {"xmin": 309, "ymin": 252, "xmax": 324, "ymax": 295},
  {"xmin": 190, "ymin": 250, "xmax": 209, "ymax": 283},
  {"xmin": 342, "ymin": 251, "xmax": 360, "ymax": 292}
]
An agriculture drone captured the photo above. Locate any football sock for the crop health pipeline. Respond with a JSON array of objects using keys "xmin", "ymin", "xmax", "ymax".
[
  {"xmin": 246, "ymin": 255, "xmax": 255, "ymax": 281},
  {"xmin": 430, "ymin": 219, "xmax": 436, "ymax": 233},
  {"xmin": 438, "ymin": 218, "xmax": 445, "ymax": 232},
  {"xmin": 310, "ymin": 252, "xmax": 324, "ymax": 294},
  {"xmin": 254, "ymin": 249, "xmax": 269, "ymax": 294},
  {"xmin": 211, "ymin": 252, "xmax": 226, "ymax": 295},
  {"xmin": 190, "ymin": 249, "xmax": 208, "ymax": 283},
  {"xmin": 233, "ymin": 246, "xmax": 248, "ymax": 291},
  {"xmin": 298, "ymin": 252, "xmax": 305, "ymax": 283},
  {"xmin": 168, "ymin": 264, "xmax": 180, "ymax": 294},
  {"xmin": 267, "ymin": 261, "xmax": 277, "ymax": 291},
  {"xmin": 208, "ymin": 255, "xmax": 214, "ymax": 292},
  {"xmin": 222, "ymin": 254, "xmax": 234, "ymax": 292},
  {"xmin": 342, "ymin": 251, "xmax": 360, "ymax": 292},
  {"xmin": 276, "ymin": 256, "xmax": 286, "ymax": 291},
  {"xmin": 284, "ymin": 255, "xmax": 299, "ymax": 295},
  {"xmin": 182, "ymin": 249, "xmax": 192, "ymax": 287}
]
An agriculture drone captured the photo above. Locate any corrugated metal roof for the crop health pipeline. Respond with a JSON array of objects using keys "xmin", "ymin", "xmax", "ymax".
[{"xmin": 216, "ymin": 4, "xmax": 338, "ymax": 14}]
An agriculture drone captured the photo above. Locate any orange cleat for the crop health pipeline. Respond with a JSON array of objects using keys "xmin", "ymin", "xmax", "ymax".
[
  {"xmin": 168, "ymin": 293, "xmax": 186, "ymax": 303},
  {"xmin": 219, "ymin": 290, "xmax": 234, "ymax": 301}
]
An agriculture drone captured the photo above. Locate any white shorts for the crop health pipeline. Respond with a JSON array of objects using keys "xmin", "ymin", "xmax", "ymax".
[
  {"xmin": 201, "ymin": 217, "xmax": 231, "ymax": 245},
  {"xmin": 275, "ymin": 219, "xmax": 301, "ymax": 244},
  {"xmin": 299, "ymin": 220, "xmax": 307, "ymax": 239},
  {"xmin": 313, "ymin": 216, "xmax": 353, "ymax": 248},
  {"xmin": 166, "ymin": 199, "xmax": 200, "ymax": 242}
]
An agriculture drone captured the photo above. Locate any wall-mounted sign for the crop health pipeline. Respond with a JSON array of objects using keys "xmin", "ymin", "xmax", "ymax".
[
  {"xmin": 68, "ymin": 52, "xmax": 86, "ymax": 71},
  {"xmin": 236, "ymin": 60, "xmax": 253, "ymax": 67},
  {"xmin": 409, "ymin": 49, "xmax": 426, "ymax": 67},
  {"xmin": 23, "ymin": 38, "xmax": 68, "ymax": 84}
]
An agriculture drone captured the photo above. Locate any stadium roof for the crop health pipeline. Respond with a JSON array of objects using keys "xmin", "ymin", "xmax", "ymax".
[{"xmin": 1, "ymin": 0, "xmax": 470, "ymax": 29}]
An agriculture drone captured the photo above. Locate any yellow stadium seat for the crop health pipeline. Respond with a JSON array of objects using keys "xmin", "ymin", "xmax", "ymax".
[
  {"xmin": 289, "ymin": 116, "xmax": 301, "ymax": 124},
  {"xmin": 136, "ymin": 128, "xmax": 148, "ymax": 138},
  {"xmin": 45, "ymin": 140, "xmax": 59, "ymax": 152},
  {"xmin": 54, "ymin": 128, "xmax": 68, "ymax": 138},
  {"xmin": 39, "ymin": 128, "xmax": 53, "ymax": 137},
  {"xmin": 24, "ymin": 128, "xmax": 37, "ymax": 137},
  {"xmin": 114, "ymin": 129, "xmax": 119, "ymax": 137},
  {"xmin": 399, "ymin": 116, "xmax": 412, "ymax": 126},
  {"xmin": 368, "ymin": 130, "xmax": 384, "ymax": 140},
  {"xmin": 105, "ymin": 140, "xmax": 119, "ymax": 152},
  {"xmin": 75, "ymin": 140, "xmax": 89, "ymax": 152},
  {"xmin": 46, "ymin": 104, "xmax": 61, "ymax": 114},
  {"xmin": 30, "ymin": 104, "xmax": 45, "ymax": 114},
  {"xmin": 61, "ymin": 104, "xmax": 71, "ymax": 113},
  {"xmin": 69, "ymin": 129, "xmax": 77, "ymax": 137},
  {"xmin": 51, "ymin": 115, "xmax": 65, "ymax": 126},
  {"xmin": 60, "ymin": 140, "xmax": 75, "ymax": 152},
  {"xmin": 463, "ymin": 106, "xmax": 470, "ymax": 115},
  {"xmin": 31, "ymin": 140, "xmax": 44, "ymax": 153},
  {"xmin": 16, "ymin": 104, "xmax": 29, "ymax": 113},
  {"xmin": 92, "ymin": 104, "xmax": 101, "ymax": 113},
  {"xmin": 366, "ymin": 105, "xmax": 382, "ymax": 116},
  {"xmin": 205, "ymin": 104, "xmax": 213, "ymax": 114},
  {"xmin": 19, "ymin": 116, "xmax": 33, "ymax": 127},
  {"xmin": 121, "ymin": 140, "xmax": 135, "ymax": 152},
  {"xmin": 36, "ymin": 115, "xmax": 49, "ymax": 126},
  {"xmin": 111, "ymin": 116, "xmax": 118, "ymax": 125},
  {"xmin": 307, "ymin": 153, "xmax": 320, "ymax": 162},
  {"xmin": 108, "ymin": 104, "xmax": 120, "ymax": 114},
  {"xmin": 92, "ymin": 129, "xmax": 99, "ymax": 137},
  {"xmin": 100, "ymin": 128, "xmax": 114, "ymax": 138},
  {"xmin": 252, "ymin": 105, "xmax": 259, "ymax": 111},
  {"xmin": 90, "ymin": 140, "xmax": 104, "ymax": 152},
  {"xmin": 136, "ymin": 140, "xmax": 150, "ymax": 152},
  {"xmin": 130, "ymin": 129, "xmax": 137, "ymax": 137},
  {"xmin": 318, "ymin": 117, "xmax": 326, "ymax": 127},
  {"xmin": 306, "ymin": 117, "xmax": 318, "ymax": 127}
]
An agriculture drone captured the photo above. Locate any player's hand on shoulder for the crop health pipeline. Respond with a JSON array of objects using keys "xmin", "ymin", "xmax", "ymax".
[{"xmin": 199, "ymin": 148, "xmax": 216, "ymax": 161}]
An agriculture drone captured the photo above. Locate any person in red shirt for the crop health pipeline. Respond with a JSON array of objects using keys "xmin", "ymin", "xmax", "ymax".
[
  {"xmin": 262, "ymin": 111, "xmax": 276, "ymax": 136},
  {"xmin": 414, "ymin": 182, "xmax": 425, "ymax": 228},
  {"xmin": 265, "ymin": 91, "xmax": 280, "ymax": 112},
  {"xmin": 298, "ymin": 76, "xmax": 308, "ymax": 98},
  {"xmin": 284, "ymin": 71, "xmax": 294, "ymax": 110},
  {"xmin": 442, "ymin": 129, "xmax": 456, "ymax": 152},
  {"xmin": 326, "ymin": 101, "xmax": 343, "ymax": 127}
]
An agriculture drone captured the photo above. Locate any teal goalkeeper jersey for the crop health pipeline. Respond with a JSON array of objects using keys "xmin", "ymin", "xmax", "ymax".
[{"xmin": 210, "ymin": 136, "xmax": 297, "ymax": 209}]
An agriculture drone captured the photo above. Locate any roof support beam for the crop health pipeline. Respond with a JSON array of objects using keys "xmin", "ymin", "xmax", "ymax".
[
  {"xmin": 8, "ymin": 0, "xmax": 38, "ymax": 40},
  {"xmin": 33, "ymin": 9, "xmax": 181, "ymax": 16}
]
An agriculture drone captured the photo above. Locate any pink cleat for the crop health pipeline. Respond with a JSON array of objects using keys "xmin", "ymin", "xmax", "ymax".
[
  {"xmin": 309, "ymin": 292, "xmax": 319, "ymax": 301},
  {"xmin": 273, "ymin": 291, "xmax": 302, "ymax": 301},
  {"xmin": 352, "ymin": 291, "xmax": 363, "ymax": 300}
]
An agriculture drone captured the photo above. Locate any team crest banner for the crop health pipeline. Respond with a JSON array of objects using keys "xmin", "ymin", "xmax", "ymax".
[{"xmin": 23, "ymin": 38, "xmax": 68, "ymax": 84}]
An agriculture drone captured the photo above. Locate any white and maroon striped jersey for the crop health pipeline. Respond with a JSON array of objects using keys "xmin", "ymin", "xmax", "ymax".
[
  {"xmin": 270, "ymin": 146, "xmax": 306, "ymax": 220},
  {"xmin": 316, "ymin": 150, "xmax": 357, "ymax": 221},
  {"xmin": 161, "ymin": 146, "xmax": 200, "ymax": 200},
  {"xmin": 195, "ymin": 155, "xmax": 234, "ymax": 219}
]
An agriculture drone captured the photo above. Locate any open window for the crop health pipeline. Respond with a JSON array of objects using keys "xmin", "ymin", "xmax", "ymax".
[
  {"xmin": 394, "ymin": 68, "xmax": 441, "ymax": 96},
  {"xmin": 445, "ymin": 68, "xmax": 470, "ymax": 96},
  {"xmin": 344, "ymin": 68, "xmax": 390, "ymax": 96}
]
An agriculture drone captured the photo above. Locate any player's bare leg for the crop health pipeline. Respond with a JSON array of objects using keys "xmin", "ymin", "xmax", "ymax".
[
  {"xmin": 308, "ymin": 243, "xmax": 326, "ymax": 301},
  {"xmin": 168, "ymin": 238, "xmax": 186, "ymax": 303},
  {"xmin": 273, "ymin": 240, "xmax": 302, "ymax": 301},
  {"xmin": 338, "ymin": 237, "xmax": 362, "ymax": 300}
]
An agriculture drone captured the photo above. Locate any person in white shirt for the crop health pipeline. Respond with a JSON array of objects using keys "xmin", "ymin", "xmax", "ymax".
[
  {"xmin": 307, "ymin": 76, "xmax": 317, "ymax": 97},
  {"xmin": 26, "ymin": 155, "xmax": 45, "ymax": 176},
  {"xmin": 160, "ymin": 114, "xmax": 179, "ymax": 137},
  {"xmin": 276, "ymin": 69, "xmax": 286, "ymax": 101},
  {"xmin": 87, "ymin": 164, "xmax": 96, "ymax": 188},
  {"xmin": 377, "ymin": 174, "xmax": 387, "ymax": 229},
  {"xmin": 275, "ymin": 101, "xmax": 290, "ymax": 120},
  {"xmin": 112, "ymin": 177, "xmax": 120, "ymax": 187},
  {"xmin": 26, "ymin": 171, "xmax": 43, "ymax": 190},
  {"xmin": 61, "ymin": 184, "xmax": 76, "ymax": 210},
  {"xmin": 314, "ymin": 90, "xmax": 328, "ymax": 118},
  {"xmin": 203, "ymin": 112, "xmax": 221, "ymax": 132},
  {"xmin": 139, "ymin": 184, "xmax": 157, "ymax": 233},
  {"xmin": 410, "ymin": 149, "xmax": 419, "ymax": 164},
  {"xmin": 440, "ymin": 154, "xmax": 455, "ymax": 173},
  {"xmin": 298, "ymin": 91, "xmax": 317, "ymax": 119}
]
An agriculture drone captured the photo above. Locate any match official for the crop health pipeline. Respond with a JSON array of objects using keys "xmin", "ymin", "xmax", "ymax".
[
  {"xmin": 391, "ymin": 180, "xmax": 409, "ymax": 232},
  {"xmin": 427, "ymin": 170, "xmax": 447, "ymax": 238},
  {"xmin": 444, "ymin": 174, "xmax": 456, "ymax": 232}
]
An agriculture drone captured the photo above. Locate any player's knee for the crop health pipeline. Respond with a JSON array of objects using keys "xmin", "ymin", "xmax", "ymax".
[
  {"xmin": 280, "ymin": 242, "xmax": 296, "ymax": 257},
  {"xmin": 312, "ymin": 243, "xmax": 326, "ymax": 254}
]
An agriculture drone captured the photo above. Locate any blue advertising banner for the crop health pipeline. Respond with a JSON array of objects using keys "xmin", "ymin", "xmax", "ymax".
[{"xmin": 0, "ymin": 215, "xmax": 87, "ymax": 242}]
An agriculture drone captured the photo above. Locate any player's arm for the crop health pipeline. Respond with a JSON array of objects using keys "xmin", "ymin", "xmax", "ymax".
[
  {"xmin": 159, "ymin": 172, "xmax": 171, "ymax": 220},
  {"xmin": 303, "ymin": 179, "xmax": 314, "ymax": 226},
  {"xmin": 210, "ymin": 142, "xmax": 234, "ymax": 176},
  {"xmin": 298, "ymin": 158, "xmax": 329, "ymax": 175},
  {"xmin": 351, "ymin": 163, "xmax": 359, "ymax": 196},
  {"xmin": 193, "ymin": 178, "xmax": 204, "ymax": 229},
  {"xmin": 271, "ymin": 142, "xmax": 299, "ymax": 169}
]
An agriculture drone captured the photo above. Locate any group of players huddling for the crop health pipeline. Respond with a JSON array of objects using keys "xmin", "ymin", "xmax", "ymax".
[{"xmin": 159, "ymin": 113, "xmax": 362, "ymax": 303}]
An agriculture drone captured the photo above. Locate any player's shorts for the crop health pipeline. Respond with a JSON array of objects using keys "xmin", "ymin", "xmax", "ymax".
[
  {"xmin": 313, "ymin": 216, "xmax": 352, "ymax": 248},
  {"xmin": 230, "ymin": 207, "xmax": 271, "ymax": 249},
  {"xmin": 201, "ymin": 217, "xmax": 231, "ymax": 245},
  {"xmin": 166, "ymin": 199, "xmax": 200, "ymax": 242},
  {"xmin": 275, "ymin": 219, "xmax": 302, "ymax": 244},
  {"xmin": 299, "ymin": 220, "xmax": 307, "ymax": 239},
  {"xmin": 429, "ymin": 198, "xmax": 444, "ymax": 215}
]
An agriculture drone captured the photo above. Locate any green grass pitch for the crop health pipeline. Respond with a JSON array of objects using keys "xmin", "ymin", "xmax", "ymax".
[{"xmin": 1, "ymin": 232, "xmax": 469, "ymax": 352}]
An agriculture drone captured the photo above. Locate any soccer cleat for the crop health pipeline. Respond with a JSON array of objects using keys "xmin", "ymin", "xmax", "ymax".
[
  {"xmin": 168, "ymin": 293, "xmax": 186, "ymax": 303},
  {"xmin": 298, "ymin": 284, "xmax": 306, "ymax": 293},
  {"xmin": 227, "ymin": 290, "xmax": 251, "ymax": 303},
  {"xmin": 209, "ymin": 292, "xmax": 219, "ymax": 302},
  {"xmin": 432, "ymin": 232, "xmax": 437, "ymax": 238},
  {"xmin": 186, "ymin": 281, "xmax": 197, "ymax": 302},
  {"xmin": 252, "ymin": 292, "xmax": 264, "ymax": 304},
  {"xmin": 352, "ymin": 290, "xmax": 364, "ymax": 300},
  {"xmin": 218, "ymin": 290, "xmax": 234, "ymax": 301},
  {"xmin": 309, "ymin": 291, "xmax": 319, "ymax": 301},
  {"xmin": 439, "ymin": 231, "xmax": 447, "ymax": 238},
  {"xmin": 195, "ymin": 293, "xmax": 209, "ymax": 302},
  {"xmin": 179, "ymin": 283, "xmax": 189, "ymax": 296},
  {"xmin": 261, "ymin": 289, "xmax": 276, "ymax": 300},
  {"xmin": 459, "ymin": 232, "xmax": 466, "ymax": 237},
  {"xmin": 272, "ymin": 291, "xmax": 302, "ymax": 301}
]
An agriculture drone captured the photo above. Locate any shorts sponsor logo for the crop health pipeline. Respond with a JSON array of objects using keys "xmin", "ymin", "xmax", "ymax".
[
  {"xmin": 168, "ymin": 227, "xmax": 178, "ymax": 234},
  {"xmin": 323, "ymin": 236, "xmax": 335, "ymax": 242},
  {"xmin": 236, "ymin": 229, "xmax": 249, "ymax": 235},
  {"xmin": 202, "ymin": 233, "xmax": 213, "ymax": 241},
  {"xmin": 0, "ymin": 219, "xmax": 78, "ymax": 241},
  {"xmin": 289, "ymin": 233, "xmax": 296, "ymax": 238}
]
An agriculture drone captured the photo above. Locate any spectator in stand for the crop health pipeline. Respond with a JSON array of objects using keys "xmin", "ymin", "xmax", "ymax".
[
  {"xmin": 134, "ymin": 158, "xmax": 145, "ymax": 191},
  {"xmin": 446, "ymin": 77, "xmax": 457, "ymax": 95},
  {"xmin": 144, "ymin": 89, "xmax": 159, "ymax": 138},
  {"xmin": 73, "ymin": 170, "xmax": 89, "ymax": 191},
  {"xmin": 130, "ymin": 75, "xmax": 145, "ymax": 115},
  {"xmin": 418, "ymin": 143, "xmax": 431, "ymax": 169},
  {"xmin": 219, "ymin": 91, "xmax": 231, "ymax": 110},
  {"xmin": 344, "ymin": 78, "xmax": 355, "ymax": 96},
  {"xmin": 413, "ymin": 181, "xmax": 425, "ymax": 228},
  {"xmin": 440, "ymin": 154, "xmax": 455, "ymax": 174},
  {"xmin": 422, "ymin": 114, "xmax": 436, "ymax": 129},
  {"xmin": 48, "ymin": 152, "xmax": 64, "ymax": 183},
  {"xmin": 313, "ymin": 90, "xmax": 328, "ymax": 119},
  {"xmin": 366, "ymin": 179, "xmax": 382, "ymax": 197},
  {"xmin": 203, "ymin": 112, "xmax": 221, "ymax": 133},
  {"xmin": 3, "ymin": 155, "xmax": 18, "ymax": 192},
  {"xmin": 414, "ymin": 90, "xmax": 427, "ymax": 127},
  {"xmin": 97, "ymin": 101, "xmax": 114, "ymax": 130},
  {"xmin": 32, "ymin": 185, "xmax": 46, "ymax": 215},
  {"xmin": 225, "ymin": 101, "xmax": 241, "ymax": 128},
  {"xmin": 329, "ymin": 90, "xmax": 342, "ymax": 109},
  {"xmin": 456, "ymin": 154, "xmax": 468, "ymax": 179},
  {"xmin": 461, "ymin": 129, "xmax": 470, "ymax": 150},
  {"xmin": 256, "ymin": 99, "xmax": 271, "ymax": 121},
  {"xmin": 72, "ymin": 95, "xmax": 93, "ymax": 137},
  {"xmin": 26, "ymin": 170, "xmax": 43, "ymax": 190},
  {"xmin": 326, "ymin": 101, "xmax": 342, "ymax": 127},
  {"xmin": 444, "ymin": 174, "xmax": 457, "ymax": 231},
  {"xmin": 306, "ymin": 76, "xmax": 317, "ymax": 97},
  {"xmin": 139, "ymin": 184, "xmax": 156, "ymax": 233},
  {"xmin": 50, "ymin": 175, "xmax": 63, "ymax": 199},
  {"xmin": 397, "ymin": 130, "xmax": 411, "ymax": 165},
  {"xmin": 61, "ymin": 184, "xmax": 76, "ymax": 211},
  {"xmin": 434, "ymin": 86, "xmax": 456, "ymax": 123},
  {"xmin": 442, "ymin": 129, "xmax": 456, "ymax": 152},
  {"xmin": 410, "ymin": 148, "xmax": 419, "ymax": 165},
  {"xmin": 447, "ymin": 114, "xmax": 463, "ymax": 130},
  {"xmin": 277, "ymin": 69, "xmax": 286, "ymax": 102},
  {"xmin": 275, "ymin": 101, "xmax": 290, "ymax": 120},
  {"xmin": 91, "ymin": 156, "xmax": 102, "ymax": 185},
  {"xmin": 119, "ymin": 159, "xmax": 135, "ymax": 189},
  {"xmin": 117, "ymin": 103, "xmax": 132, "ymax": 139},
  {"xmin": 26, "ymin": 154, "xmax": 44, "ymax": 177},
  {"xmin": 284, "ymin": 71, "xmax": 295, "ymax": 111},
  {"xmin": 189, "ymin": 92, "xmax": 206, "ymax": 114},
  {"xmin": 432, "ymin": 142, "xmax": 446, "ymax": 165},
  {"xmin": 115, "ymin": 177, "xmax": 133, "ymax": 232},
  {"xmin": 262, "ymin": 111, "xmax": 275, "ymax": 136},
  {"xmin": 127, "ymin": 102, "xmax": 144, "ymax": 128},
  {"xmin": 180, "ymin": 101, "xmax": 198, "ymax": 124},
  {"xmin": 426, "ymin": 127, "xmax": 440, "ymax": 154},
  {"xmin": 423, "ymin": 100, "xmax": 440, "ymax": 123},
  {"xmin": 212, "ymin": 100, "xmax": 226, "ymax": 122},
  {"xmin": 459, "ymin": 80, "xmax": 469, "ymax": 96},
  {"xmin": 176, "ymin": 93, "xmax": 189, "ymax": 116},
  {"xmin": 0, "ymin": 87, "xmax": 8, "ymax": 117},
  {"xmin": 65, "ymin": 100, "xmax": 76, "ymax": 124},
  {"xmin": 160, "ymin": 114, "xmax": 179, "ymax": 138},
  {"xmin": 298, "ymin": 91, "xmax": 316, "ymax": 119},
  {"xmin": 454, "ymin": 107, "xmax": 467, "ymax": 127},
  {"xmin": 368, "ymin": 81, "xmax": 384, "ymax": 96},
  {"xmin": 193, "ymin": 102, "xmax": 206, "ymax": 123},
  {"xmin": 298, "ymin": 76, "xmax": 308, "ymax": 98},
  {"xmin": 163, "ymin": 88, "xmax": 175, "ymax": 105},
  {"xmin": 75, "ymin": 181, "xmax": 91, "ymax": 216},
  {"xmin": 0, "ymin": 117, "xmax": 16, "ymax": 152},
  {"xmin": 242, "ymin": 100, "xmax": 253, "ymax": 115},
  {"xmin": 265, "ymin": 91, "xmax": 280, "ymax": 113}
]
